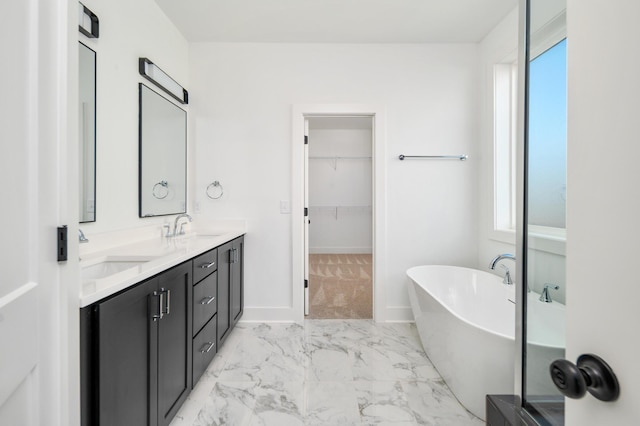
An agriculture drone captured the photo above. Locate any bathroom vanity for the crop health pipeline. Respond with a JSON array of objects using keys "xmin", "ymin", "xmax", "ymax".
[{"xmin": 79, "ymin": 232, "xmax": 244, "ymax": 426}]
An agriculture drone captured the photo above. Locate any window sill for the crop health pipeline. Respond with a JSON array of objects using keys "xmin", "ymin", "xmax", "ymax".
[
  {"xmin": 490, "ymin": 226, "xmax": 566, "ymax": 256},
  {"xmin": 490, "ymin": 228, "xmax": 516, "ymax": 245},
  {"xmin": 528, "ymin": 225, "xmax": 566, "ymax": 256}
]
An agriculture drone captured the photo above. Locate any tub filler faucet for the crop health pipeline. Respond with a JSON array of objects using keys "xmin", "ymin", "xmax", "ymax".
[{"xmin": 489, "ymin": 253, "xmax": 515, "ymax": 285}]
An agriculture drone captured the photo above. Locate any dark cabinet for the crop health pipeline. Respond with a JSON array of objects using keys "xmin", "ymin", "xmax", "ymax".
[
  {"xmin": 95, "ymin": 277, "xmax": 156, "ymax": 426},
  {"xmin": 192, "ymin": 272, "xmax": 217, "ymax": 336},
  {"xmin": 81, "ymin": 235, "xmax": 244, "ymax": 426},
  {"xmin": 230, "ymin": 236, "xmax": 244, "ymax": 326},
  {"xmin": 192, "ymin": 310, "xmax": 217, "ymax": 384},
  {"xmin": 217, "ymin": 236, "xmax": 244, "ymax": 347},
  {"xmin": 156, "ymin": 263, "xmax": 192, "ymax": 426},
  {"xmin": 191, "ymin": 247, "xmax": 219, "ymax": 385},
  {"xmin": 82, "ymin": 261, "xmax": 192, "ymax": 426}
]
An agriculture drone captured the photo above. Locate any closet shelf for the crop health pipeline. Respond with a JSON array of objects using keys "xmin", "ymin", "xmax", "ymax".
[
  {"xmin": 309, "ymin": 156, "xmax": 371, "ymax": 160},
  {"xmin": 309, "ymin": 156, "xmax": 372, "ymax": 170},
  {"xmin": 309, "ymin": 205, "xmax": 371, "ymax": 220}
]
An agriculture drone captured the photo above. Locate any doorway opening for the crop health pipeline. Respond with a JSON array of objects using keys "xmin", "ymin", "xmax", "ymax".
[
  {"xmin": 305, "ymin": 116, "xmax": 373, "ymax": 319},
  {"xmin": 292, "ymin": 103, "xmax": 386, "ymax": 323}
]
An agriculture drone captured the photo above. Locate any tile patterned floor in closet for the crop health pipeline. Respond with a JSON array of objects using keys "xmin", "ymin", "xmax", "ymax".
[{"xmin": 169, "ymin": 320, "xmax": 484, "ymax": 426}]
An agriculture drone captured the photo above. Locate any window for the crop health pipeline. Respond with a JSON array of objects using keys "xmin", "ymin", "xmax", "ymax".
[
  {"xmin": 493, "ymin": 39, "xmax": 567, "ymax": 241},
  {"xmin": 493, "ymin": 60, "xmax": 518, "ymax": 233},
  {"xmin": 527, "ymin": 39, "xmax": 567, "ymax": 229}
]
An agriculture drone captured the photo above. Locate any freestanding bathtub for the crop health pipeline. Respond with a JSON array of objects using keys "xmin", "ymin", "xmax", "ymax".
[
  {"xmin": 407, "ymin": 265, "xmax": 565, "ymax": 420},
  {"xmin": 407, "ymin": 265, "xmax": 515, "ymax": 420}
]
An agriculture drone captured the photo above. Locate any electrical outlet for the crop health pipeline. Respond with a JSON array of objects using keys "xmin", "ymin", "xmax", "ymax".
[{"xmin": 194, "ymin": 200, "xmax": 201, "ymax": 213}]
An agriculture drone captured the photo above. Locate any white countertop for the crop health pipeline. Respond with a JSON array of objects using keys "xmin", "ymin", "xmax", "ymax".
[{"xmin": 80, "ymin": 230, "xmax": 245, "ymax": 307}]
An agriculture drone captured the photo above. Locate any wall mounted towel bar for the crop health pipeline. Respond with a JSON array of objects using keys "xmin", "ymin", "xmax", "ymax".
[{"xmin": 398, "ymin": 154, "xmax": 468, "ymax": 161}]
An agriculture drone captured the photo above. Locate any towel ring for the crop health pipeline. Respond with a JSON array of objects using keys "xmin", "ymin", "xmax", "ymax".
[
  {"xmin": 206, "ymin": 181, "xmax": 224, "ymax": 199},
  {"xmin": 153, "ymin": 180, "xmax": 169, "ymax": 199}
]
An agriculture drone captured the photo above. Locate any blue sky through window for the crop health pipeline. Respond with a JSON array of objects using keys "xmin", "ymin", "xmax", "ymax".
[{"xmin": 528, "ymin": 39, "xmax": 567, "ymax": 228}]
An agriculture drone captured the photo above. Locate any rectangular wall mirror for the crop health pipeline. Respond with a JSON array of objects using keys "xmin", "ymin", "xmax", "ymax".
[
  {"xmin": 79, "ymin": 42, "xmax": 96, "ymax": 223},
  {"xmin": 138, "ymin": 84, "xmax": 187, "ymax": 217}
]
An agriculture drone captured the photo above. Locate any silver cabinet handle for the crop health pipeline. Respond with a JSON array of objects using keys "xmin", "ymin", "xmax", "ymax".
[
  {"xmin": 152, "ymin": 291, "xmax": 164, "ymax": 321},
  {"xmin": 199, "ymin": 341, "xmax": 215, "ymax": 354},
  {"xmin": 159, "ymin": 288, "xmax": 171, "ymax": 315},
  {"xmin": 200, "ymin": 296, "xmax": 215, "ymax": 305},
  {"xmin": 200, "ymin": 261, "xmax": 216, "ymax": 269}
]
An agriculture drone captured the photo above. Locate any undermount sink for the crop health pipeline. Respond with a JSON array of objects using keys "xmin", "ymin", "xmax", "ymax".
[{"xmin": 81, "ymin": 256, "xmax": 158, "ymax": 282}]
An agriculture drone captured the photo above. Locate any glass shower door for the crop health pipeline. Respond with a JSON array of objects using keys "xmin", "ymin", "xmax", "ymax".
[{"xmin": 521, "ymin": 0, "xmax": 567, "ymax": 424}]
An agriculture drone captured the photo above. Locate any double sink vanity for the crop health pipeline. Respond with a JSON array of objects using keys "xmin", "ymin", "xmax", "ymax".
[
  {"xmin": 79, "ymin": 228, "xmax": 245, "ymax": 426},
  {"xmin": 78, "ymin": 20, "xmax": 238, "ymax": 424}
]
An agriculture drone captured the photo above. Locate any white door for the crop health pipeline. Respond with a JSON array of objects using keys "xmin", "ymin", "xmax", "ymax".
[
  {"xmin": 565, "ymin": 0, "xmax": 640, "ymax": 424},
  {"xmin": 0, "ymin": 0, "xmax": 70, "ymax": 425},
  {"xmin": 304, "ymin": 118, "xmax": 310, "ymax": 315}
]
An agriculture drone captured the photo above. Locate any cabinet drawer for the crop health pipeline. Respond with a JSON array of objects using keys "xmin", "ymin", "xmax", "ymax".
[
  {"xmin": 193, "ymin": 248, "xmax": 218, "ymax": 283},
  {"xmin": 193, "ymin": 272, "xmax": 217, "ymax": 336},
  {"xmin": 192, "ymin": 315, "xmax": 217, "ymax": 385}
]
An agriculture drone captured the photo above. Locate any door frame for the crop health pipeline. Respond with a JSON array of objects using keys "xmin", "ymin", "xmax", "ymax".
[{"xmin": 292, "ymin": 104, "xmax": 387, "ymax": 322}]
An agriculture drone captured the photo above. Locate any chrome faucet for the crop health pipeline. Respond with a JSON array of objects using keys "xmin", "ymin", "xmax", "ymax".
[
  {"xmin": 539, "ymin": 284, "xmax": 559, "ymax": 303},
  {"xmin": 489, "ymin": 253, "xmax": 515, "ymax": 285},
  {"xmin": 79, "ymin": 229, "xmax": 89, "ymax": 243},
  {"xmin": 173, "ymin": 213, "xmax": 192, "ymax": 236}
]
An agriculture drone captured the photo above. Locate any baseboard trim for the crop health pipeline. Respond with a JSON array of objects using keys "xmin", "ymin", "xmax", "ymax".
[
  {"xmin": 239, "ymin": 306, "xmax": 413, "ymax": 323},
  {"xmin": 383, "ymin": 306, "xmax": 414, "ymax": 322},
  {"xmin": 240, "ymin": 306, "xmax": 300, "ymax": 323}
]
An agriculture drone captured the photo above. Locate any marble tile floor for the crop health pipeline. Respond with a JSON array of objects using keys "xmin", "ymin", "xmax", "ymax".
[{"xmin": 170, "ymin": 320, "xmax": 484, "ymax": 426}]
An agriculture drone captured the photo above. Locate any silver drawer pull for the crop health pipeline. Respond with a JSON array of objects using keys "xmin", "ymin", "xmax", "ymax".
[
  {"xmin": 200, "ymin": 261, "xmax": 216, "ymax": 269},
  {"xmin": 200, "ymin": 296, "xmax": 215, "ymax": 305},
  {"xmin": 200, "ymin": 341, "xmax": 215, "ymax": 354}
]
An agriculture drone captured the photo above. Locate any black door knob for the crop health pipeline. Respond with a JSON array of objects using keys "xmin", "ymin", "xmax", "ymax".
[{"xmin": 550, "ymin": 354, "xmax": 620, "ymax": 402}]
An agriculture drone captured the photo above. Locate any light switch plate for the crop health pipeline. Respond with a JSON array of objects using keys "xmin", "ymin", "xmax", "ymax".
[{"xmin": 280, "ymin": 200, "xmax": 291, "ymax": 214}]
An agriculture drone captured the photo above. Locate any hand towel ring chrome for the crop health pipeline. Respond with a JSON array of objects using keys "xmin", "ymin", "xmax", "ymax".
[
  {"xmin": 206, "ymin": 181, "xmax": 224, "ymax": 199},
  {"xmin": 153, "ymin": 180, "xmax": 169, "ymax": 199}
]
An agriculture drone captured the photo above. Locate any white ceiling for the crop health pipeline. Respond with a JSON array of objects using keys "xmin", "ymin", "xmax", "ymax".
[{"xmin": 154, "ymin": 0, "xmax": 517, "ymax": 44}]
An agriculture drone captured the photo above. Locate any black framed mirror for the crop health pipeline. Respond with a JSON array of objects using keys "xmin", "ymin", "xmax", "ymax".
[
  {"xmin": 138, "ymin": 84, "xmax": 187, "ymax": 217},
  {"xmin": 79, "ymin": 42, "xmax": 96, "ymax": 223}
]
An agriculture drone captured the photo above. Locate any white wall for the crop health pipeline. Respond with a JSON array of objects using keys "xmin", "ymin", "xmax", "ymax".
[
  {"xmin": 78, "ymin": 0, "xmax": 188, "ymax": 235},
  {"xmin": 190, "ymin": 43, "xmax": 480, "ymax": 320},
  {"xmin": 308, "ymin": 118, "xmax": 372, "ymax": 254},
  {"xmin": 477, "ymin": 9, "xmax": 567, "ymax": 303}
]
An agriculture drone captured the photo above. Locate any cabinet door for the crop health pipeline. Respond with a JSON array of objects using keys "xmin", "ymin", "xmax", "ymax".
[
  {"xmin": 157, "ymin": 262, "xmax": 192, "ymax": 426},
  {"xmin": 216, "ymin": 241, "xmax": 232, "ymax": 347},
  {"xmin": 97, "ymin": 277, "xmax": 158, "ymax": 426},
  {"xmin": 230, "ymin": 236, "xmax": 244, "ymax": 325}
]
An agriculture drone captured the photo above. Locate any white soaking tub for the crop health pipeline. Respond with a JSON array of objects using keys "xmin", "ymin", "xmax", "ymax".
[{"xmin": 407, "ymin": 265, "xmax": 565, "ymax": 420}]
